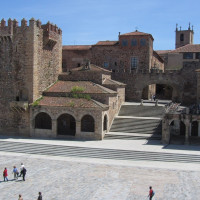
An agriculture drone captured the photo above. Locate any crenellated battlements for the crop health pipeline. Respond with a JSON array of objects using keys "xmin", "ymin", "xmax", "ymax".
[
  {"xmin": 111, "ymin": 68, "xmax": 181, "ymax": 76},
  {"xmin": 0, "ymin": 18, "xmax": 62, "ymax": 36}
]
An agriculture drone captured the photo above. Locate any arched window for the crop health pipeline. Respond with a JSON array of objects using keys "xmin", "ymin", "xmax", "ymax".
[
  {"xmin": 35, "ymin": 112, "xmax": 52, "ymax": 129},
  {"xmin": 57, "ymin": 114, "xmax": 76, "ymax": 136},
  {"xmin": 180, "ymin": 33, "xmax": 184, "ymax": 41},
  {"xmin": 103, "ymin": 115, "xmax": 107, "ymax": 131},
  {"xmin": 81, "ymin": 115, "xmax": 95, "ymax": 132}
]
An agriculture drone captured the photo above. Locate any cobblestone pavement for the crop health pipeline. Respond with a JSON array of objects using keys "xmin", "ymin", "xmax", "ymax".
[{"xmin": 0, "ymin": 152, "xmax": 200, "ymax": 200}]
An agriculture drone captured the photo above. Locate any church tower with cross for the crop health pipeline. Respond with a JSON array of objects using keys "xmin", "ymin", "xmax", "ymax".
[{"xmin": 175, "ymin": 23, "xmax": 194, "ymax": 49}]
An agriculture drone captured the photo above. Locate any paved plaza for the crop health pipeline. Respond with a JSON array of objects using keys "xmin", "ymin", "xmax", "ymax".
[{"xmin": 0, "ymin": 137, "xmax": 200, "ymax": 200}]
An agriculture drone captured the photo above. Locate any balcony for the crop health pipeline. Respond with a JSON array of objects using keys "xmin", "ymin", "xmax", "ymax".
[{"xmin": 10, "ymin": 101, "xmax": 29, "ymax": 112}]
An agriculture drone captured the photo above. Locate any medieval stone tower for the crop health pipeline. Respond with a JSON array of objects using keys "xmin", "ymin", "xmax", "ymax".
[
  {"xmin": 175, "ymin": 23, "xmax": 194, "ymax": 49},
  {"xmin": 0, "ymin": 18, "xmax": 62, "ymax": 135}
]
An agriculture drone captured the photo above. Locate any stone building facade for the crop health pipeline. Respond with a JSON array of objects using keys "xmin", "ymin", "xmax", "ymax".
[
  {"xmin": 0, "ymin": 18, "xmax": 62, "ymax": 136},
  {"xmin": 62, "ymin": 26, "xmax": 200, "ymax": 144},
  {"xmin": 62, "ymin": 31, "xmax": 164, "ymax": 72},
  {"xmin": 30, "ymin": 65, "xmax": 125, "ymax": 140}
]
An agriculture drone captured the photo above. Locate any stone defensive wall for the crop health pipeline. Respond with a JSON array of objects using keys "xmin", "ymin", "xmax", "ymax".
[{"xmin": 112, "ymin": 63, "xmax": 199, "ymax": 105}]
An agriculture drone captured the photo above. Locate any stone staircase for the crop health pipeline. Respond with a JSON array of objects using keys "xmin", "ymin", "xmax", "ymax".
[{"xmin": 105, "ymin": 104, "xmax": 165, "ymax": 140}]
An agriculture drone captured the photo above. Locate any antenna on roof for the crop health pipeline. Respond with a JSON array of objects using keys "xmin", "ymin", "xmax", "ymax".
[{"xmin": 135, "ymin": 26, "xmax": 138, "ymax": 32}]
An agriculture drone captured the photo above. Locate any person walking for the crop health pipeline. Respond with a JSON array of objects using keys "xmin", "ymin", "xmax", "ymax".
[
  {"xmin": 148, "ymin": 186, "xmax": 154, "ymax": 200},
  {"xmin": 13, "ymin": 166, "xmax": 19, "ymax": 179},
  {"xmin": 38, "ymin": 192, "xmax": 42, "ymax": 200},
  {"xmin": 21, "ymin": 167, "xmax": 27, "ymax": 181},
  {"xmin": 3, "ymin": 167, "xmax": 8, "ymax": 181},
  {"xmin": 19, "ymin": 163, "xmax": 24, "ymax": 177},
  {"xmin": 18, "ymin": 194, "xmax": 23, "ymax": 200}
]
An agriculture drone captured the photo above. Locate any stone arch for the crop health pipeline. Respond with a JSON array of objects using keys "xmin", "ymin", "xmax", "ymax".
[
  {"xmin": 139, "ymin": 80, "xmax": 181, "ymax": 102},
  {"xmin": 103, "ymin": 115, "xmax": 108, "ymax": 131},
  {"xmin": 169, "ymin": 120, "xmax": 179, "ymax": 136},
  {"xmin": 57, "ymin": 113, "xmax": 76, "ymax": 136},
  {"xmin": 81, "ymin": 115, "xmax": 95, "ymax": 132},
  {"xmin": 35, "ymin": 112, "xmax": 52, "ymax": 129},
  {"xmin": 191, "ymin": 121, "xmax": 198, "ymax": 136}
]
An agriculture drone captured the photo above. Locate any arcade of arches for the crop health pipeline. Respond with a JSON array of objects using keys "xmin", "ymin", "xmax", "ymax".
[
  {"xmin": 162, "ymin": 115, "xmax": 200, "ymax": 144},
  {"xmin": 33, "ymin": 112, "xmax": 108, "ymax": 139}
]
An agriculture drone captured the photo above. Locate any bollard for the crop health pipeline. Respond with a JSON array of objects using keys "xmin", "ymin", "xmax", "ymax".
[
  {"xmin": 140, "ymin": 99, "xmax": 143, "ymax": 106},
  {"xmin": 155, "ymin": 99, "xmax": 158, "ymax": 106}
]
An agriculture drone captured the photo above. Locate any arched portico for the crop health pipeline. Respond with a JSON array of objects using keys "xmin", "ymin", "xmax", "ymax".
[{"xmin": 57, "ymin": 113, "xmax": 76, "ymax": 136}]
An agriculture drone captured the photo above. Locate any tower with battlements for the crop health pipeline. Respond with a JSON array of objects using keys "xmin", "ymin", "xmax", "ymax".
[{"xmin": 0, "ymin": 18, "xmax": 62, "ymax": 135}]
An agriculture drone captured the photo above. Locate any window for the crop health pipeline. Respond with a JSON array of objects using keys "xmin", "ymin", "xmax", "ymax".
[
  {"xmin": 183, "ymin": 52, "xmax": 193, "ymax": 59},
  {"xmin": 131, "ymin": 39, "xmax": 137, "ymax": 46},
  {"xmin": 131, "ymin": 57, "xmax": 138, "ymax": 69},
  {"xmin": 196, "ymin": 53, "xmax": 200, "ymax": 59},
  {"xmin": 104, "ymin": 62, "xmax": 109, "ymax": 68},
  {"xmin": 140, "ymin": 38, "xmax": 146, "ymax": 46},
  {"xmin": 180, "ymin": 33, "xmax": 184, "ymax": 41},
  {"xmin": 122, "ymin": 39, "xmax": 128, "ymax": 46}
]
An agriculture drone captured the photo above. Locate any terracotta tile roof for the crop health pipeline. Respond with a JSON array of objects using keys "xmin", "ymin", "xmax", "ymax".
[
  {"xmin": 103, "ymin": 79, "xmax": 126, "ymax": 86},
  {"xmin": 94, "ymin": 41, "xmax": 118, "ymax": 46},
  {"xmin": 46, "ymin": 81, "xmax": 117, "ymax": 94},
  {"xmin": 156, "ymin": 50, "xmax": 172, "ymax": 55},
  {"xmin": 170, "ymin": 44, "xmax": 200, "ymax": 53},
  {"xmin": 120, "ymin": 31, "xmax": 154, "ymax": 40},
  {"xmin": 62, "ymin": 45, "xmax": 92, "ymax": 50},
  {"xmin": 39, "ymin": 96, "xmax": 108, "ymax": 109}
]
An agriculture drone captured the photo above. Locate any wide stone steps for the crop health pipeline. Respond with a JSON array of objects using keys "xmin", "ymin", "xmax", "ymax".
[
  {"xmin": 0, "ymin": 141, "xmax": 199, "ymax": 163},
  {"xmin": 119, "ymin": 105, "xmax": 165, "ymax": 117},
  {"xmin": 110, "ymin": 118, "xmax": 162, "ymax": 134},
  {"xmin": 104, "ymin": 133, "xmax": 161, "ymax": 140},
  {"xmin": 107, "ymin": 104, "xmax": 164, "ymax": 140}
]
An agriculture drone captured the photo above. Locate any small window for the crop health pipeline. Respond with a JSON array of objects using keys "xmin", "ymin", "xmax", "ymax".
[
  {"xmin": 196, "ymin": 53, "xmax": 200, "ymax": 59},
  {"xmin": 104, "ymin": 62, "xmax": 109, "ymax": 68},
  {"xmin": 131, "ymin": 39, "xmax": 137, "ymax": 46},
  {"xmin": 180, "ymin": 33, "xmax": 184, "ymax": 41},
  {"xmin": 122, "ymin": 39, "xmax": 128, "ymax": 46},
  {"xmin": 131, "ymin": 57, "xmax": 138, "ymax": 69},
  {"xmin": 140, "ymin": 38, "xmax": 146, "ymax": 46},
  {"xmin": 183, "ymin": 52, "xmax": 193, "ymax": 59},
  {"xmin": 114, "ymin": 62, "xmax": 117, "ymax": 66}
]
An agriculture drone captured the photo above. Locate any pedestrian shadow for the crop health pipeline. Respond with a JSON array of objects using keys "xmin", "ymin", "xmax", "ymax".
[
  {"xmin": 16, "ymin": 179, "xmax": 24, "ymax": 182},
  {"xmin": 0, "ymin": 179, "xmax": 16, "ymax": 183}
]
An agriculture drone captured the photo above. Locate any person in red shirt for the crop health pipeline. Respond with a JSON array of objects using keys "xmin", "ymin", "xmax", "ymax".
[
  {"xmin": 3, "ymin": 167, "xmax": 8, "ymax": 181},
  {"xmin": 148, "ymin": 186, "xmax": 154, "ymax": 200}
]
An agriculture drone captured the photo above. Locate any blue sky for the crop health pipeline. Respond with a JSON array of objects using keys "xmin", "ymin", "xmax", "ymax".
[{"xmin": 1, "ymin": 0, "xmax": 200, "ymax": 50}]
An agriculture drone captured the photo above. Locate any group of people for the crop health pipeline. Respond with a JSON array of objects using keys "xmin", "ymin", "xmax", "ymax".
[
  {"xmin": 18, "ymin": 192, "xmax": 42, "ymax": 200},
  {"xmin": 3, "ymin": 163, "xmax": 27, "ymax": 181}
]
